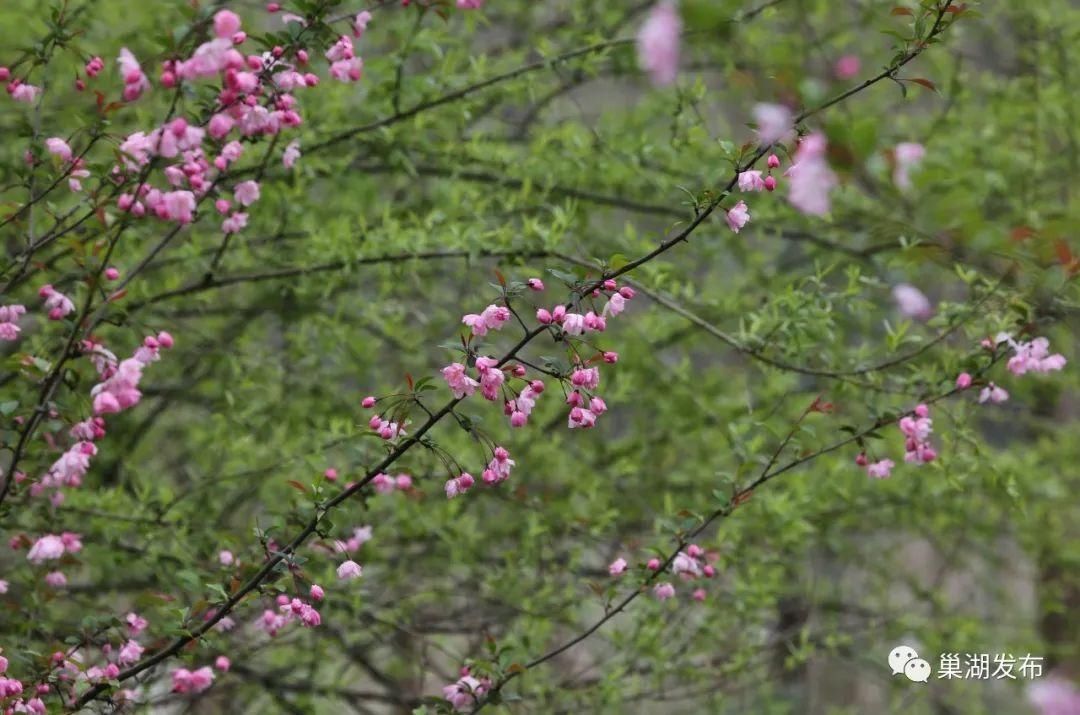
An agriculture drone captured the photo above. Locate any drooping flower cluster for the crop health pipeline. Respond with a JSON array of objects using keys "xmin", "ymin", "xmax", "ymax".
[
  {"xmin": 899, "ymin": 403, "xmax": 936, "ymax": 465},
  {"xmin": 260, "ymin": 594, "xmax": 323, "ymax": 636},
  {"xmin": 442, "ymin": 670, "xmax": 491, "ymax": 712},
  {"xmin": 38, "ymin": 285, "xmax": 75, "ymax": 321},
  {"xmin": 0, "ymin": 304, "xmax": 27, "ymax": 341}
]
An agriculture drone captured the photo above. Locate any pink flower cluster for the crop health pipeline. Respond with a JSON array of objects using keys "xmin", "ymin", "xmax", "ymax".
[
  {"xmin": 462, "ymin": 304, "xmax": 510, "ymax": 337},
  {"xmin": 366, "ymin": 412, "xmax": 407, "ymax": 440},
  {"xmin": 443, "ymin": 670, "xmax": 491, "ymax": 712},
  {"xmin": 332, "ymin": 525, "xmax": 373, "ymax": 553},
  {"xmin": 371, "ymin": 473, "xmax": 413, "ymax": 493},
  {"xmin": 260, "ymin": 595, "xmax": 322, "ymax": 636},
  {"xmin": 25, "ymin": 533, "xmax": 82, "ymax": 564},
  {"xmin": 899, "ymin": 404, "xmax": 937, "ymax": 465},
  {"xmin": 38, "ymin": 285, "xmax": 74, "ymax": 321},
  {"xmin": 0, "ymin": 304, "xmax": 26, "ymax": 341},
  {"xmin": 171, "ymin": 666, "xmax": 214, "ymax": 694},
  {"xmin": 1005, "ymin": 335, "xmax": 1067, "ymax": 376}
]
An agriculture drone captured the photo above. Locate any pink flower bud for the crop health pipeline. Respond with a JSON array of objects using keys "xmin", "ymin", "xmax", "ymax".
[
  {"xmin": 529, "ymin": 380, "xmax": 545, "ymax": 393},
  {"xmin": 914, "ymin": 404, "xmax": 929, "ymax": 418},
  {"xmin": 323, "ymin": 468, "xmax": 338, "ymax": 481},
  {"xmin": 527, "ymin": 278, "xmax": 544, "ymax": 291},
  {"xmin": 361, "ymin": 396, "xmax": 376, "ymax": 408},
  {"xmin": 764, "ymin": 175, "xmax": 777, "ymax": 191},
  {"xmin": 104, "ymin": 267, "xmax": 120, "ymax": 280},
  {"xmin": 536, "ymin": 308, "xmax": 552, "ymax": 325},
  {"xmin": 618, "ymin": 287, "xmax": 635, "ymax": 299},
  {"xmin": 956, "ymin": 372, "xmax": 972, "ymax": 389},
  {"xmin": 309, "ymin": 584, "xmax": 324, "ymax": 601},
  {"xmin": 603, "ymin": 351, "xmax": 618, "ymax": 363},
  {"xmin": 647, "ymin": 558, "xmax": 661, "ymax": 570},
  {"xmin": 767, "ymin": 154, "xmax": 780, "ymax": 169},
  {"xmin": 603, "ymin": 279, "xmax": 617, "ymax": 291},
  {"xmin": 854, "ymin": 452, "xmax": 868, "ymax": 466},
  {"xmin": 266, "ymin": 2, "xmax": 281, "ymax": 11}
]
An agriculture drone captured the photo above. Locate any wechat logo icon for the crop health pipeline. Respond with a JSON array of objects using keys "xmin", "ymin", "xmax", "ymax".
[{"xmin": 889, "ymin": 645, "xmax": 931, "ymax": 683}]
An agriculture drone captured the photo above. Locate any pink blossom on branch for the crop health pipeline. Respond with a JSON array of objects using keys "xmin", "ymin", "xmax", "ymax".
[{"xmin": 726, "ymin": 201, "xmax": 751, "ymax": 233}]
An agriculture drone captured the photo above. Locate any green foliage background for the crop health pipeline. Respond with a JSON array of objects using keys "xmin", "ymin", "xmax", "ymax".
[{"xmin": 1, "ymin": 0, "xmax": 1078, "ymax": 713}]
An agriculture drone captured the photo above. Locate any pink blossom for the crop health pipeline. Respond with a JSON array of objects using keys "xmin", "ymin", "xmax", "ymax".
[
  {"xmin": 608, "ymin": 557, "xmax": 627, "ymax": 576},
  {"xmin": 956, "ymin": 372, "xmax": 973, "ymax": 389},
  {"xmin": 0, "ymin": 304, "xmax": 26, "ymax": 341},
  {"xmin": 208, "ymin": 113, "xmax": 235, "ymax": 140},
  {"xmin": 692, "ymin": 588, "xmax": 707, "ymax": 602},
  {"xmin": 446, "ymin": 472, "xmax": 475, "ymax": 498},
  {"xmin": 117, "ymin": 48, "xmax": 150, "ymax": 101},
  {"xmin": 443, "ymin": 674, "xmax": 488, "ymax": 711},
  {"xmin": 330, "ymin": 57, "xmax": 363, "ymax": 82},
  {"xmin": 158, "ymin": 190, "xmax": 197, "ymax": 224},
  {"xmin": 337, "ymin": 560, "xmax": 362, "ymax": 580},
  {"xmin": 753, "ymin": 103, "xmax": 794, "ymax": 145},
  {"xmin": 672, "ymin": 551, "xmax": 702, "ymax": 577},
  {"xmin": 38, "ymin": 284, "xmax": 75, "ymax": 320},
  {"xmin": 215, "ymin": 656, "xmax": 231, "ymax": 672},
  {"xmin": 1006, "ymin": 336, "xmax": 1067, "ymax": 376},
  {"xmin": 637, "ymin": 1, "xmax": 681, "ymax": 87},
  {"xmin": 214, "ymin": 10, "xmax": 242, "ymax": 39},
  {"xmin": 834, "ymin": 55, "xmax": 861, "ymax": 79},
  {"xmin": 442, "ymin": 362, "xmax": 480, "ymax": 398},
  {"xmin": 222, "ymin": 212, "xmax": 248, "ymax": 234},
  {"xmin": 283, "ymin": 140, "xmax": 301, "ymax": 168},
  {"xmin": 44, "ymin": 571, "xmax": 67, "ymax": 587},
  {"xmin": 899, "ymin": 406, "xmax": 936, "ymax": 464},
  {"xmin": 1027, "ymin": 675, "xmax": 1080, "ymax": 715},
  {"xmin": 562, "ymin": 312, "xmax": 586, "ymax": 336},
  {"xmin": 726, "ymin": 200, "xmax": 751, "ymax": 233},
  {"xmin": 27, "ymin": 534, "xmax": 65, "ymax": 563},
  {"xmin": 234, "ymin": 180, "xmax": 261, "ymax": 207},
  {"xmin": 865, "ymin": 459, "xmax": 895, "ymax": 479},
  {"xmin": 118, "ymin": 640, "xmax": 144, "ymax": 665},
  {"xmin": 9, "ymin": 81, "xmax": 42, "ymax": 103},
  {"xmin": 457, "ymin": 0, "xmax": 484, "ymax": 8},
  {"xmin": 171, "ymin": 666, "xmax": 214, "ymax": 694},
  {"xmin": 45, "ymin": 137, "xmax": 73, "ymax": 162},
  {"xmin": 219, "ymin": 550, "xmax": 234, "ymax": 566},
  {"xmin": 353, "ymin": 11, "xmax": 373, "ymax": 37},
  {"xmin": 653, "ymin": 582, "xmax": 676, "ymax": 600},
  {"xmin": 979, "ymin": 382, "xmax": 1009, "ymax": 404},
  {"xmin": 603, "ymin": 292, "xmax": 627, "ymax": 317},
  {"xmin": 738, "ymin": 170, "xmax": 766, "ymax": 192},
  {"xmin": 126, "ymin": 612, "xmax": 149, "ymax": 635},
  {"xmin": 786, "ymin": 133, "xmax": 836, "ymax": 215},
  {"xmin": 892, "ymin": 283, "xmax": 933, "ymax": 321},
  {"xmin": 476, "ymin": 359, "xmax": 505, "ymax": 401},
  {"xmin": 527, "ymin": 278, "xmax": 545, "ymax": 291},
  {"xmin": 309, "ymin": 584, "xmax": 324, "ymax": 601},
  {"xmin": 647, "ymin": 558, "xmax": 661, "ymax": 570},
  {"xmin": 893, "ymin": 142, "xmax": 925, "ymax": 190}
]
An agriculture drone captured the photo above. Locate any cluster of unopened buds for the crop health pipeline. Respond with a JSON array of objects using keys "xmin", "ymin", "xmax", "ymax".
[
  {"xmin": 607, "ymin": 544, "xmax": 715, "ymax": 603},
  {"xmin": 442, "ymin": 667, "xmax": 492, "ymax": 712}
]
